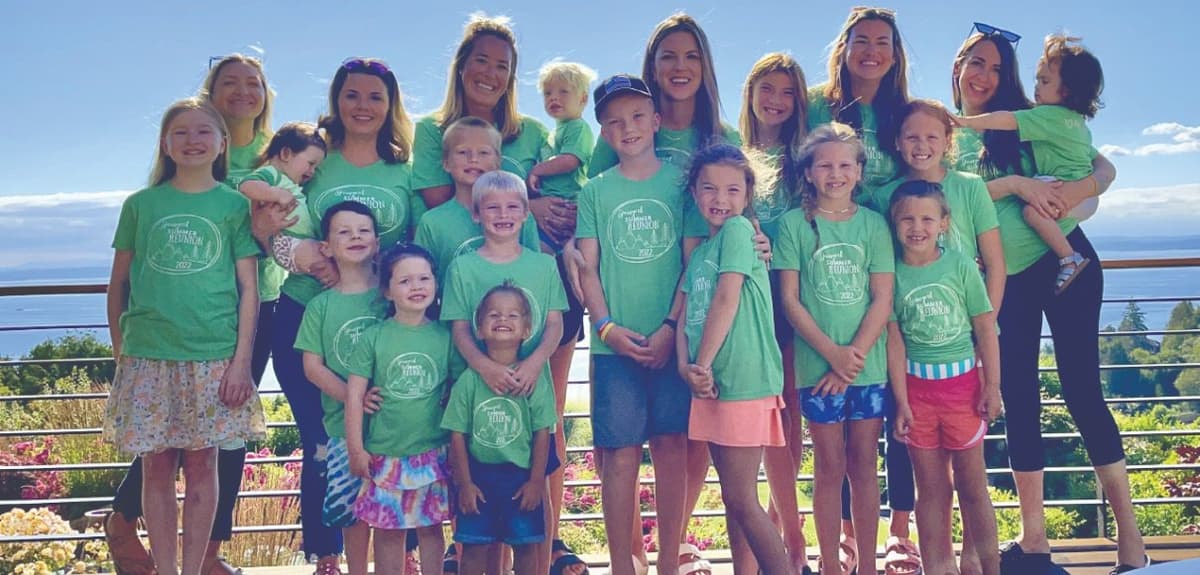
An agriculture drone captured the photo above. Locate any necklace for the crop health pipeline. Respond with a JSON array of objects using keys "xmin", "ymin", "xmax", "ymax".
[{"xmin": 816, "ymin": 205, "xmax": 855, "ymax": 215}]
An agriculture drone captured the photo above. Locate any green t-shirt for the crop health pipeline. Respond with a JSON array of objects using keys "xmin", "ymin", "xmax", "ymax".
[
  {"xmin": 412, "ymin": 115, "xmax": 550, "ymax": 190},
  {"xmin": 226, "ymin": 131, "xmax": 268, "ymax": 186},
  {"xmin": 412, "ymin": 200, "xmax": 541, "ymax": 287},
  {"xmin": 588, "ymin": 122, "xmax": 742, "ymax": 177},
  {"xmin": 112, "ymin": 183, "xmax": 261, "ymax": 360},
  {"xmin": 894, "ymin": 251, "xmax": 992, "ymax": 364},
  {"xmin": 440, "ymin": 249, "xmax": 569, "ymax": 386},
  {"xmin": 280, "ymin": 151, "xmax": 423, "ymax": 306},
  {"xmin": 348, "ymin": 320, "xmax": 466, "ymax": 457},
  {"xmin": 682, "ymin": 216, "xmax": 783, "ymax": 400},
  {"xmin": 440, "ymin": 367, "xmax": 557, "ymax": 468},
  {"xmin": 539, "ymin": 118, "xmax": 594, "ymax": 200},
  {"xmin": 869, "ymin": 171, "xmax": 999, "ymax": 258},
  {"xmin": 576, "ymin": 163, "xmax": 687, "ymax": 354},
  {"xmin": 807, "ymin": 86, "xmax": 899, "ymax": 200},
  {"xmin": 753, "ymin": 146, "xmax": 797, "ymax": 242},
  {"xmin": 953, "ymin": 127, "xmax": 1078, "ymax": 275},
  {"xmin": 225, "ymin": 131, "xmax": 284, "ymax": 303},
  {"xmin": 243, "ymin": 165, "xmax": 316, "ymax": 240},
  {"xmin": 773, "ymin": 208, "xmax": 894, "ymax": 387},
  {"xmin": 1014, "ymin": 105, "xmax": 1094, "ymax": 182},
  {"xmin": 589, "ymin": 124, "xmax": 741, "ymax": 239},
  {"xmin": 294, "ymin": 287, "xmax": 388, "ymax": 438}
]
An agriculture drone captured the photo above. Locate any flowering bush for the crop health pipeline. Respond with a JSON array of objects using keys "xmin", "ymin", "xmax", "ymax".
[
  {"xmin": 0, "ymin": 439, "xmax": 66, "ymax": 511},
  {"xmin": 0, "ymin": 507, "xmax": 111, "ymax": 574}
]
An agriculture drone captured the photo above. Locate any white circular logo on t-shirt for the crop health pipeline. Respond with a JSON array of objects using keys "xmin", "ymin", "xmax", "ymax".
[
  {"xmin": 147, "ymin": 215, "xmax": 223, "ymax": 276},
  {"xmin": 453, "ymin": 235, "xmax": 485, "ymax": 260},
  {"xmin": 473, "ymin": 396, "xmax": 524, "ymax": 449},
  {"xmin": 811, "ymin": 243, "xmax": 868, "ymax": 306},
  {"xmin": 902, "ymin": 283, "xmax": 967, "ymax": 346},
  {"xmin": 608, "ymin": 199, "xmax": 676, "ymax": 264},
  {"xmin": 384, "ymin": 352, "xmax": 439, "ymax": 399},
  {"xmin": 312, "ymin": 184, "xmax": 406, "ymax": 237},
  {"xmin": 333, "ymin": 316, "xmax": 378, "ymax": 372}
]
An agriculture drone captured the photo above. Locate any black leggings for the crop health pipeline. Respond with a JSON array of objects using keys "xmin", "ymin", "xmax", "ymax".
[
  {"xmin": 109, "ymin": 300, "xmax": 275, "ymax": 540},
  {"xmin": 999, "ymin": 227, "xmax": 1124, "ymax": 472}
]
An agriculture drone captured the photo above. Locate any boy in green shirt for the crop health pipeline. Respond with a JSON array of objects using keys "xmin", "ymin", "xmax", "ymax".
[
  {"xmin": 528, "ymin": 60, "xmax": 597, "ymax": 252},
  {"xmin": 413, "ymin": 117, "xmax": 541, "ymax": 288},
  {"xmin": 955, "ymin": 34, "xmax": 1106, "ymax": 295},
  {"xmin": 575, "ymin": 74, "xmax": 690, "ymax": 575},
  {"xmin": 293, "ymin": 201, "xmax": 387, "ymax": 573},
  {"xmin": 442, "ymin": 284, "xmax": 557, "ymax": 575}
]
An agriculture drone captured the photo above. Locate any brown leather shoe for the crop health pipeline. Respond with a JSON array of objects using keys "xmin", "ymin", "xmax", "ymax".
[{"xmin": 104, "ymin": 511, "xmax": 157, "ymax": 575}]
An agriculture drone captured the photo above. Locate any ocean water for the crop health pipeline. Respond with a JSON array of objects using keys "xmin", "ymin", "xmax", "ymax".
[{"xmin": 2, "ymin": 237, "xmax": 1198, "ymax": 396}]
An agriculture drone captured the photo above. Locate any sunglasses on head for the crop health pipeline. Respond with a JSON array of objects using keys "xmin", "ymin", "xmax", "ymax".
[
  {"xmin": 972, "ymin": 22, "xmax": 1020, "ymax": 45},
  {"xmin": 851, "ymin": 6, "xmax": 896, "ymax": 18},
  {"xmin": 342, "ymin": 58, "xmax": 391, "ymax": 76},
  {"xmin": 210, "ymin": 54, "xmax": 264, "ymax": 70}
]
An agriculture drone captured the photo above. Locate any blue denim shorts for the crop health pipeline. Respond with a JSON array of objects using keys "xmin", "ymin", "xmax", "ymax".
[
  {"xmin": 454, "ymin": 459, "xmax": 545, "ymax": 546},
  {"xmin": 590, "ymin": 354, "xmax": 691, "ymax": 449},
  {"xmin": 800, "ymin": 383, "xmax": 888, "ymax": 424}
]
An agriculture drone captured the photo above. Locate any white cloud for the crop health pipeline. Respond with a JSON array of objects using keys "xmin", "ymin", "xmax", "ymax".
[
  {"xmin": 1101, "ymin": 122, "xmax": 1200, "ymax": 156},
  {"xmin": 0, "ymin": 191, "xmax": 132, "ymax": 268},
  {"xmin": 1084, "ymin": 182, "xmax": 1200, "ymax": 236}
]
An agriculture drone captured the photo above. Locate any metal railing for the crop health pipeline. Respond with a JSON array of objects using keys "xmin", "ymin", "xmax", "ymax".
[{"xmin": 2, "ymin": 257, "xmax": 1200, "ymax": 546}]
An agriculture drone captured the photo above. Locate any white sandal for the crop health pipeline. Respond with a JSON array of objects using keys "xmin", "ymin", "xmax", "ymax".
[
  {"xmin": 678, "ymin": 544, "xmax": 714, "ymax": 575},
  {"xmin": 1055, "ymin": 252, "xmax": 1091, "ymax": 295}
]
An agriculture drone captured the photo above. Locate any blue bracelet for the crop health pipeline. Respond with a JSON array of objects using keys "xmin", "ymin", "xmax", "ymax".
[{"xmin": 594, "ymin": 316, "xmax": 612, "ymax": 332}]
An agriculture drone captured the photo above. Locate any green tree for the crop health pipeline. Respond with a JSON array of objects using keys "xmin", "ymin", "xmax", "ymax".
[
  {"xmin": 0, "ymin": 333, "xmax": 114, "ymax": 396},
  {"xmin": 1162, "ymin": 301, "xmax": 1197, "ymax": 355}
]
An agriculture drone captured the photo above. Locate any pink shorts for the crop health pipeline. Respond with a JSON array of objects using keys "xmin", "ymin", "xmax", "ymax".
[
  {"xmin": 688, "ymin": 395, "xmax": 786, "ymax": 447},
  {"xmin": 905, "ymin": 368, "xmax": 987, "ymax": 451}
]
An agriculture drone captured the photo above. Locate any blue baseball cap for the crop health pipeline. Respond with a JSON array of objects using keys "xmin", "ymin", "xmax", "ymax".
[{"xmin": 593, "ymin": 74, "xmax": 653, "ymax": 121}]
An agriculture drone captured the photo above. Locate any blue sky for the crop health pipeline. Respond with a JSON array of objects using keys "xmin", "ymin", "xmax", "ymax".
[{"xmin": 1, "ymin": 0, "xmax": 1197, "ymax": 268}]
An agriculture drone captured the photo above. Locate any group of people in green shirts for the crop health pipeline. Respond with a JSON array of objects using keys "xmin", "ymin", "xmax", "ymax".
[{"xmin": 101, "ymin": 6, "xmax": 1151, "ymax": 575}]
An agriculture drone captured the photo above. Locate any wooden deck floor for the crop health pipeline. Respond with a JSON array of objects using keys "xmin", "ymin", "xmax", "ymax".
[{"xmin": 236, "ymin": 536, "xmax": 1200, "ymax": 574}]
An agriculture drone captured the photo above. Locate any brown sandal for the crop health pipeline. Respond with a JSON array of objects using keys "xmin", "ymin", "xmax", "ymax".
[{"xmin": 104, "ymin": 511, "xmax": 157, "ymax": 575}]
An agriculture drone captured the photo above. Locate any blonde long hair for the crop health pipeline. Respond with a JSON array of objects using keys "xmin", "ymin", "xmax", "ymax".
[
  {"xmin": 149, "ymin": 98, "xmax": 230, "ymax": 186},
  {"xmin": 200, "ymin": 54, "xmax": 274, "ymax": 138},
  {"xmin": 795, "ymin": 123, "xmax": 865, "ymax": 249},
  {"xmin": 435, "ymin": 13, "xmax": 523, "ymax": 142}
]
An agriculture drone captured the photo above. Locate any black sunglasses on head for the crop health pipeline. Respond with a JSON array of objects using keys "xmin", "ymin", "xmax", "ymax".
[{"xmin": 972, "ymin": 22, "xmax": 1020, "ymax": 45}]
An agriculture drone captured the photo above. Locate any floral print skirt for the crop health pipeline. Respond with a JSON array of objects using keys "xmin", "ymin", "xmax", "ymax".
[{"xmin": 104, "ymin": 356, "xmax": 267, "ymax": 456}]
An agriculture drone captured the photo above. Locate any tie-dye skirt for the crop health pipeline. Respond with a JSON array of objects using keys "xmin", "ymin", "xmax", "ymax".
[{"xmin": 353, "ymin": 445, "xmax": 453, "ymax": 530}]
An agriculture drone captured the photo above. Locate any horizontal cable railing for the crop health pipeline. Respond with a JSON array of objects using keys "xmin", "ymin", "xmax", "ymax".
[{"xmin": 3, "ymin": 257, "xmax": 1200, "ymax": 548}]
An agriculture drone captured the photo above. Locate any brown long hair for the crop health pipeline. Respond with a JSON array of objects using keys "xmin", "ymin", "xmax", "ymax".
[
  {"xmin": 823, "ymin": 7, "xmax": 910, "ymax": 161},
  {"xmin": 319, "ymin": 58, "xmax": 414, "ymax": 164},
  {"xmin": 642, "ymin": 13, "xmax": 727, "ymax": 146},
  {"xmin": 434, "ymin": 13, "xmax": 523, "ymax": 142},
  {"xmin": 951, "ymin": 33, "xmax": 1033, "ymax": 178},
  {"xmin": 739, "ymin": 52, "xmax": 809, "ymax": 202}
]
